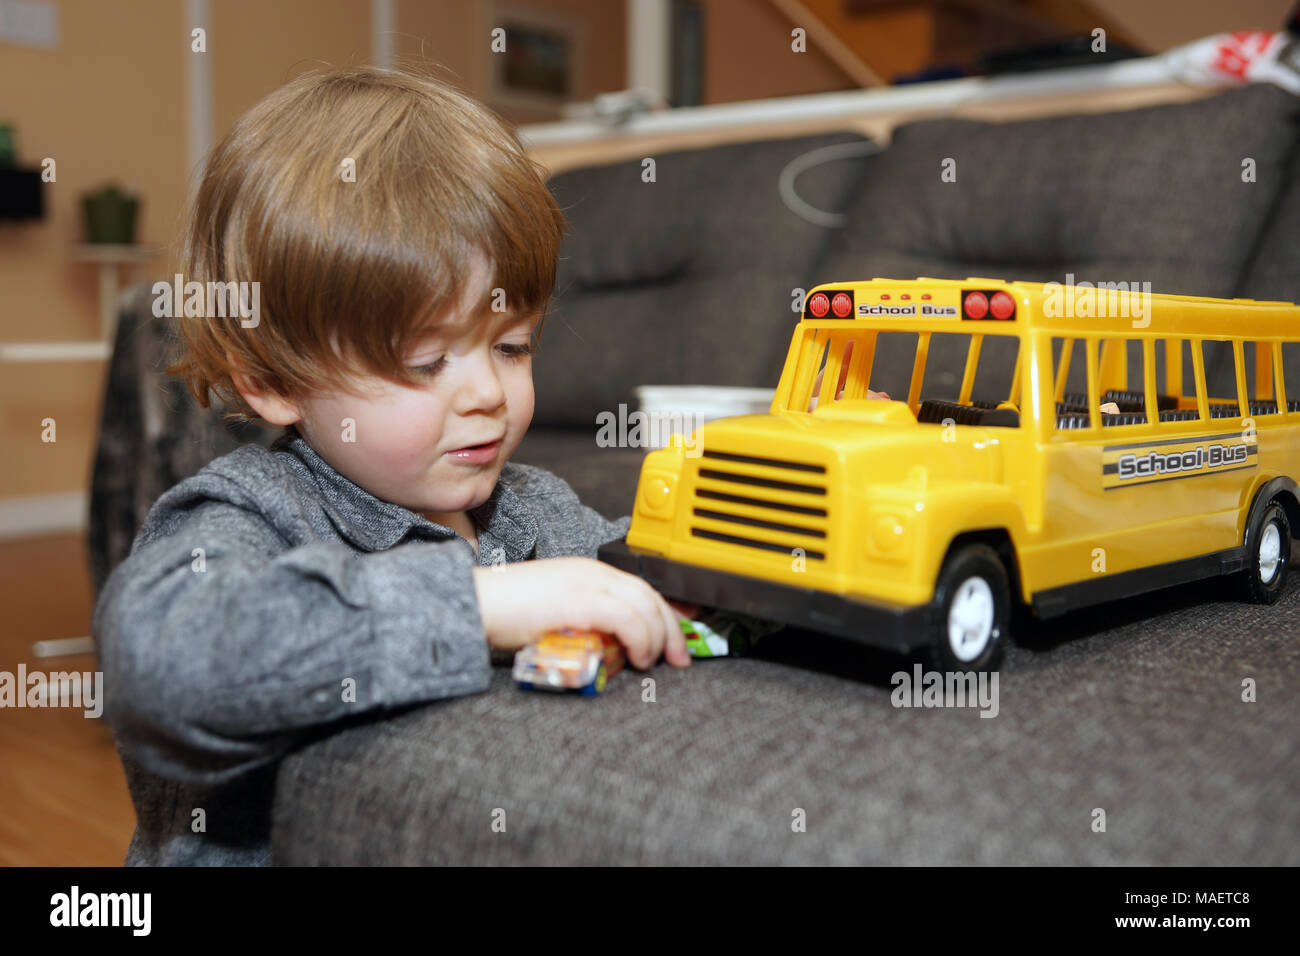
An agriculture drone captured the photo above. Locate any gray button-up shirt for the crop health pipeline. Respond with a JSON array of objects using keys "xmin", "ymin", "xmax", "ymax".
[{"xmin": 93, "ymin": 431, "xmax": 631, "ymax": 865}]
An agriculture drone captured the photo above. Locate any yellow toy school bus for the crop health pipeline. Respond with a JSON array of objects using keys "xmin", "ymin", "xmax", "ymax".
[{"xmin": 598, "ymin": 277, "xmax": 1300, "ymax": 671}]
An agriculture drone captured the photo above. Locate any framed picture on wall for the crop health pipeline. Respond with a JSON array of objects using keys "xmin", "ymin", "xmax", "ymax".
[{"xmin": 487, "ymin": 4, "xmax": 588, "ymax": 116}]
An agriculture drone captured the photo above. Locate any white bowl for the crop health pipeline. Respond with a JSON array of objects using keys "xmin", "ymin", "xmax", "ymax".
[{"xmin": 633, "ymin": 385, "xmax": 775, "ymax": 450}]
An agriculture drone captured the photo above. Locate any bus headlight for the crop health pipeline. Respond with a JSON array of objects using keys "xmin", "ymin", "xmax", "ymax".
[
  {"xmin": 868, "ymin": 509, "xmax": 911, "ymax": 558},
  {"xmin": 637, "ymin": 469, "xmax": 679, "ymax": 520}
]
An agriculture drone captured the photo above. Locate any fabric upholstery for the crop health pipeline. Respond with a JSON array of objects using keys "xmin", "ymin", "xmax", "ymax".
[
  {"xmin": 816, "ymin": 83, "xmax": 1300, "ymax": 297},
  {"xmin": 273, "ymin": 577, "xmax": 1300, "ymax": 864},
  {"xmin": 533, "ymin": 132, "xmax": 878, "ymax": 427}
]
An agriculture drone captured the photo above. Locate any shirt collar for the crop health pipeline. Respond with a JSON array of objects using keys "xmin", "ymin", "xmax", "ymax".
[{"xmin": 272, "ymin": 430, "xmax": 539, "ymax": 563}]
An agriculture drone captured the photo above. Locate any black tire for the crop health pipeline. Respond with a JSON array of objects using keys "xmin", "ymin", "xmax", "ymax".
[
  {"xmin": 1240, "ymin": 498, "xmax": 1290, "ymax": 604},
  {"xmin": 928, "ymin": 544, "xmax": 1009, "ymax": 672}
]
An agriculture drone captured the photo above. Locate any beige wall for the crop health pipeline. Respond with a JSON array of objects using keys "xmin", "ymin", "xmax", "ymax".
[
  {"xmin": 0, "ymin": 0, "xmax": 186, "ymax": 500},
  {"xmin": 705, "ymin": 0, "xmax": 853, "ymax": 102}
]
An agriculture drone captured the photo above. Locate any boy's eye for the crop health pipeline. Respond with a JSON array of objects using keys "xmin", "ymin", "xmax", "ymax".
[
  {"xmin": 409, "ymin": 357, "xmax": 447, "ymax": 377},
  {"xmin": 407, "ymin": 343, "xmax": 533, "ymax": 378},
  {"xmin": 498, "ymin": 342, "xmax": 534, "ymax": 360}
]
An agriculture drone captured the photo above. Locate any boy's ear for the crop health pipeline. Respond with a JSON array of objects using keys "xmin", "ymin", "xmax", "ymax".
[{"xmin": 230, "ymin": 363, "xmax": 302, "ymax": 427}]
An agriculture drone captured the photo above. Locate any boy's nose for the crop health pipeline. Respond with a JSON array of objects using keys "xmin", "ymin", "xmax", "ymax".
[{"xmin": 452, "ymin": 351, "xmax": 508, "ymax": 412}]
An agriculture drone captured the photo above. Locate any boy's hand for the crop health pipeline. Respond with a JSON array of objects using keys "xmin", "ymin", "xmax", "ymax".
[{"xmin": 471, "ymin": 557, "xmax": 692, "ymax": 669}]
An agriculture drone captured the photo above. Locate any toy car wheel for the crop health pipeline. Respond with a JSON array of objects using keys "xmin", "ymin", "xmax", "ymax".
[
  {"xmin": 582, "ymin": 664, "xmax": 608, "ymax": 697},
  {"xmin": 928, "ymin": 544, "xmax": 1009, "ymax": 672},
  {"xmin": 1240, "ymin": 498, "xmax": 1291, "ymax": 604}
]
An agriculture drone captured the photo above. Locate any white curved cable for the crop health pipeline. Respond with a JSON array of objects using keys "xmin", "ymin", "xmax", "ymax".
[{"xmin": 777, "ymin": 139, "xmax": 884, "ymax": 228}]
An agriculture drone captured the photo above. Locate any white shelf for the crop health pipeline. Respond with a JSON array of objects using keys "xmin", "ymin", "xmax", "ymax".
[
  {"xmin": 0, "ymin": 341, "xmax": 112, "ymax": 362},
  {"xmin": 0, "ymin": 243, "xmax": 161, "ymax": 363}
]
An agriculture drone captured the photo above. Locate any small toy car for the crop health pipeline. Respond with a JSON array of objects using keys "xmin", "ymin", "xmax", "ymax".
[
  {"xmin": 514, "ymin": 628, "xmax": 626, "ymax": 695},
  {"xmin": 681, "ymin": 609, "xmax": 787, "ymax": 657},
  {"xmin": 681, "ymin": 617, "xmax": 731, "ymax": 657}
]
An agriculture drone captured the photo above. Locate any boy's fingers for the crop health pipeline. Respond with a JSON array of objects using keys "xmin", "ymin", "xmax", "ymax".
[
  {"xmin": 657, "ymin": 596, "xmax": 690, "ymax": 668},
  {"xmin": 616, "ymin": 583, "xmax": 678, "ymax": 670},
  {"xmin": 596, "ymin": 591, "xmax": 652, "ymax": 668},
  {"xmin": 651, "ymin": 598, "xmax": 674, "ymax": 666}
]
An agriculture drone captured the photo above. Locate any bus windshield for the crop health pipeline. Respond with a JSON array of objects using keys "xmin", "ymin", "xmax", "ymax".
[{"xmin": 787, "ymin": 326, "xmax": 1023, "ymax": 423}]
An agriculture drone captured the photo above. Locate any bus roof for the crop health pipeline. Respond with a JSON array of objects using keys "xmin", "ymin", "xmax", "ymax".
[{"xmin": 803, "ymin": 277, "xmax": 1300, "ymax": 338}]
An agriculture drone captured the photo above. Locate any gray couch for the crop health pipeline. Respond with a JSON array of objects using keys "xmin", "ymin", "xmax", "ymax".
[{"xmin": 92, "ymin": 84, "xmax": 1300, "ymax": 864}]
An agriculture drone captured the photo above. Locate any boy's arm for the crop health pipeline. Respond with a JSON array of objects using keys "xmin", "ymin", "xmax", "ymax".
[{"xmin": 94, "ymin": 499, "xmax": 490, "ymax": 788}]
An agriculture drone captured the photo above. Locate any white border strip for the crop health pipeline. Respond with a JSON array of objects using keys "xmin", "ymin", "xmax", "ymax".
[
  {"xmin": 0, "ymin": 342, "xmax": 112, "ymax": 362},
  {"xmin": 0, "ymin": 491, "xmax": 87, "ymax": 539},
  {"xmin": 186, "ymin": 0, "xmax": 212, "ymax": 177},
  {"xmin": 371, "ymin": 0, "xmax": 394, "ymax": 69},
  {"xmin": 627, "ymin": 0, "xmax": 670, "ymax": 99}
]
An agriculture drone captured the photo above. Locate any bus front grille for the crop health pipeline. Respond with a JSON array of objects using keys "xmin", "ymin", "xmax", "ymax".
[{"xmin": 688, "ymin": 449, "xmax": 829, "ymax": 562}]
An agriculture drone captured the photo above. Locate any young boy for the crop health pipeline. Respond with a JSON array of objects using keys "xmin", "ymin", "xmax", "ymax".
[{"xmin": 93, "ymin": 66, "xmax": 693, "ymax": 866}]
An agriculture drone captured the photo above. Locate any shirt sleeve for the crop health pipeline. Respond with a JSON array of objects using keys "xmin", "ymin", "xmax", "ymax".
[
  {"xmin": 557, "ymin": 489, "xmax": 631, "ymax": 558},
  {"xmin": 94, "ymin": 498, "xmax": 491, "ymax": 787},
  {"xmin": 576, "ymin": 507, "xmax": 632, "ymax": 554}
]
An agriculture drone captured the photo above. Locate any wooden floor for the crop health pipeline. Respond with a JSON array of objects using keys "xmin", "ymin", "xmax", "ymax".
[{"xmin": 0, "ymin": 533, "xmax": 135, "ymax": 866}]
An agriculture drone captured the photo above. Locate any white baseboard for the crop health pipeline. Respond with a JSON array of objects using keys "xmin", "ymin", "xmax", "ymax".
[{"xmin": 0, "ymin": 491, "xmax": 88, "ymax": 539}]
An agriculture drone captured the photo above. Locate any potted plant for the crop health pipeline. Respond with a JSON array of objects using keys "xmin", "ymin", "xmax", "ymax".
[{"xmin": 81, "ymin": 183, "xmax": 139, "ymax": 244}]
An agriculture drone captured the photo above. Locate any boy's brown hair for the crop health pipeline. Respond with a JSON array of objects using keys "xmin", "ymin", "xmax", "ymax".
[{"xmin": 168, "ymin": 65, "xmax": 565, "ymax": 423}]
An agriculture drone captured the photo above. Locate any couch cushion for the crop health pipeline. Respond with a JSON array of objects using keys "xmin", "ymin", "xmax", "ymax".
[
  {"xmin": 1236, "ymin": 142, "xmax": 1300, "ymax": 304},
  {"xmin": 816, "ymin": 84, "xmax": 1300, "ymax": 297},
  {"xmin": 272, "ymin": 575, "xmax": 1300, "ymax": 864},
  {"xmin": 533, "ymin": 132, "xmax": 878, "ymax": 427}
]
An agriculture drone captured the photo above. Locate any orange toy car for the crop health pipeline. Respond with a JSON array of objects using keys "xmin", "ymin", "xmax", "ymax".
[{"xmin": 513, "ymin": 628, "xmax": 627, "ymax": 695}]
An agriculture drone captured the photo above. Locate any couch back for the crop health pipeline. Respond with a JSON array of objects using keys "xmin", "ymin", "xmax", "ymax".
[
  {"xmin": 536, "ymin": 83, "xmax": 1300, "ymax": 424},
  {"xmin": 533, "ymin": 131, "xmax": 877, "ymax": 426}
]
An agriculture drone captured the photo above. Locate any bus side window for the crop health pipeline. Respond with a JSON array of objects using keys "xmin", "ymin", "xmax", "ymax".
[
  {"xmin": 1246, "ymin": 341, "xmax": 1281, "ymax": 415},
  {"xmin": 1179, "ymin": 338, "xmax": 1212, "ymax": 418},
  {"xmin": 1098, "ymin": 337, "xmax": 1146, "ymax": 427},
  {"xmin": 1051, "ymin": 336, "xmax": 1091, "ymax": 430},
  {"xmin": 1284, "ymin": 341, "xmax": 1300, "ymax": 413},
  {"xmin": 1200, "ymin": 340, "xmax": 1239, "ymax": 418}
]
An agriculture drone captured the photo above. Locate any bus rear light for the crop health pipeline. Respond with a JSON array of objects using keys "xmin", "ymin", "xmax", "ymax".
[
  {"xmin": 989, "ymin": 291, "xmax": 1016, "ymax": 320},
  {"xmin": 831, "ymin": 292, "xmax": 853, "ymax": 317},
  {"xmin": 963, "ymin": 291, "xmax": 989, "ymax": 319},
  {"xmin": 808, "ymin": 292, "xmax": 830, "ymax": 317}
]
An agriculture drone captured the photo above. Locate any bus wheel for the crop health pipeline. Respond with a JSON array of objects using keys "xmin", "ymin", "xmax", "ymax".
[
  {"xmin": 1241, "ymin": 498, "xmax": 1291, "ymax": 604},
  {"xmin": 929, "ymin": 544, "xmax": 1009, "ymax": 672}
]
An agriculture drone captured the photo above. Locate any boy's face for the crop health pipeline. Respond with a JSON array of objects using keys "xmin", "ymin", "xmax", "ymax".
[{"xmin": 246, "ymin": 250, "xmax": 537, "ymax": 528}]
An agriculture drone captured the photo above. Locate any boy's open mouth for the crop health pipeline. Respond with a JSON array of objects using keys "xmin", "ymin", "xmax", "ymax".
[
  {"xmin": 445, "ymin": 438, "xmax": 503, "ymax": 462},
  {"xmin": 451, "ymin": 439, "xmax": 500, "ymax": 451}
]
